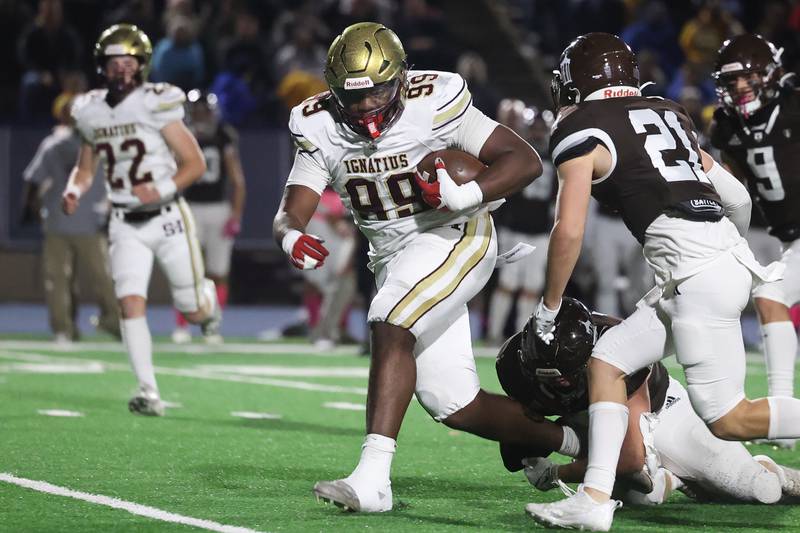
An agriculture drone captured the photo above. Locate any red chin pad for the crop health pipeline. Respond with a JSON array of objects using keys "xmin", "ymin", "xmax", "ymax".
[{"xmin": 360, "ymin": 114, "xmax": 383, "ymax": 139}]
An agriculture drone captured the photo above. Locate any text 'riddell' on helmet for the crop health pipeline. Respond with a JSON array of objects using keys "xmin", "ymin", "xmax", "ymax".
[
  {"xmin": 324, "ymin": 22, "xmax": 408, "ymax": 139},
  {"xmin": 551, "ymin": 32, "xmax": 640, "ymax": 109},
  {"xmin": 712, "ymin": 33, "xmax": 784, "ymax": 117},
  {"xmin": 94, "ymin": 24, "xmax": 153, "ymax": 80}
]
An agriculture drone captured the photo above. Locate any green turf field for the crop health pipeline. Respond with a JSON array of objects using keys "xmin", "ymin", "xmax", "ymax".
[{"xmin": 1, "ymin": 337, "xmax": 799, "ymax": 532}]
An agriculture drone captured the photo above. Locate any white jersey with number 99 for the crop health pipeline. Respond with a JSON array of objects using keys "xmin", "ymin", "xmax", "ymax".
[{"xmin": 284, "ymin": 70, "xmax": 500, "ymax": 268}]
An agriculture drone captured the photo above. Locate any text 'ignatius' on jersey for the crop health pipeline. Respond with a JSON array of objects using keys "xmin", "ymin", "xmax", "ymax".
[
  {"xmin": 285, "ymin": 70, "xmax": 499, "ymax": 266},
  {"xmin": 72, "ymin": 82, "xmax": 186, "ymax": 207}
]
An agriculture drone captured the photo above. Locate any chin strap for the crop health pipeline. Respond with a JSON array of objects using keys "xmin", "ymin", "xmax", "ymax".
[{"xmin": 639, "ymin": 81, "xmax": 655, "ymax": 92}]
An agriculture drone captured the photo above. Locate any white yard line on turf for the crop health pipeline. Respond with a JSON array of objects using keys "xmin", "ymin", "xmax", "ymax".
[
  {"xmin": 323, "ymin": 402, "xmax": 366, "ymax": 411},
  {"xmin": 0, "ymin": 339, "xmax": 500, "ymax": 359},
  {"xmin": 0, "ymin": 473, "xmax": 266, "ymax": 533},
  {"xmin": 0, "ymin": 340, "xmax": 362, "ymax": 356},
  {"xmin": 0, "ymin": 351, "xmax": 369, "ymax": 395}
]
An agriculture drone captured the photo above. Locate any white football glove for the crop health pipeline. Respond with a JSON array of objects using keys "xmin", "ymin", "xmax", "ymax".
[
  {"xmin": 415, "ymin": 157, "xmax": 483, "ymax": 211},
  {"xmin": 534, "ymin": 298, "xmax": 561, "ymax": 345}
]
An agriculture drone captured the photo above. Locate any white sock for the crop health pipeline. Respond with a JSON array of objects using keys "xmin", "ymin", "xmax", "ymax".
[
  {"xmin": 584, "ymin": 401, "xmax": 628, "ymax": 496},
  {"xmin": 558, "ymin": 425, "xmax": 581, "ymax": 457},
  {"xmin": 488, "ymin": 290, "xmax": 513, "ymax": 339},
  {"xmin": 346, "ymin": 433, "xmax": 396, "ymax": 488},
  {"xmin": 762, "ymin": 321, "xmax": 797, "ymax": 397},
  {"xmin": 201, "ymin": 278, "xmax": 219, "ymax": 323},
  {"xmin": 120, "ymin": 317, "xmax": 157, "ymax": 393},
  {"xmin": 767, "ymin": 396, "xmax": 800, "ymax": 439},
  {"xmin": 516, "ymin": 294, "xmax": 538, "ymax": 332}
]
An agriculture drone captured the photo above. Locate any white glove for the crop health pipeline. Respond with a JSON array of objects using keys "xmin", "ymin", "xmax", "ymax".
[
  {"xmin": 534, "ymin": 298, "xmax": 561, "ymax": 345},
  {"xmin": 523, "ymin": 457, "xmax": 560, "ymax": 491},
  {"xmin": 415, "ymin": 157, "xmax": 483, "ymax": 211}
]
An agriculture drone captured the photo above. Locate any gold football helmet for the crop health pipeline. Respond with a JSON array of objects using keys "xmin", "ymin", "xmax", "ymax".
[
  {"xmin": 325, "ymin": 22, "xmax": 407, "ymax": 138},
  {"xmin": 94, "ymin": 24, "xmax": 153, "ymax": 80}
]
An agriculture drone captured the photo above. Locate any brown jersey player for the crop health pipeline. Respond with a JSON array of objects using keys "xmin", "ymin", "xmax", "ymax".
[
  {"xmin": 710, "ymin": 34, "xmax": 800, "ymax": 449},
  {"xmin": 524, "ymin": 32, "xmax": 797, "ymax": 531},
  {"xmin": 498, "ymin": 298, "xmax": 799, "ymax": 506}
]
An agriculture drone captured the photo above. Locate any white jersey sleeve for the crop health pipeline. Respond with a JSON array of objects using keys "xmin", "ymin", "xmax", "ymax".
[
  {"xmin": 286, "ymin": 150, "xmax": 329, "ymax": 195},
  {"xmin": 285, "ymin": 101, "xmax": 331, "ymax": 195},
  {"xmin": 141, "ymin": 83, "xmax": 186, "ymax": 130},
  {"xmin": 71, "ymin": 90, "xmax": 101, "ymax": 144},
  {"xmin": 429, "ymin": 72, "xmax": 499, "ymax": 157}
]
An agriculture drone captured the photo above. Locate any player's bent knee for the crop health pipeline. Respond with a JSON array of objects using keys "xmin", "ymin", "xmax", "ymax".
[
  {"xmin": 588, "ymin": 357, "xmax": 627, "ymax": 388},
  {"xmin": 173, "ymin": 281, "xmax": 215, "ymax": 320},
  {"xmin": 418, "ymin": 386, "xmax": 480, "ymax": 424},
  {"xmin": 755, "ymin": 297, "xmax": 791, "ymax": 323},
  {"xmin": 119, "ymin": 295, "xmax": 146, "ymax": 319},
  {"xmin": 439, "ymin": 392, "xmax": 482, "ymax": 430}
]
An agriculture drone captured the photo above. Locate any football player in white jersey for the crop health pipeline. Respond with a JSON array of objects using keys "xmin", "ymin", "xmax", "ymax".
[
  {"xmin": 61, "ymin": 24, "xmax": 220, "ymax": 416},
  {"xmin": 273, "ymin": 23, "xmax": 584, "ymax": 513}
]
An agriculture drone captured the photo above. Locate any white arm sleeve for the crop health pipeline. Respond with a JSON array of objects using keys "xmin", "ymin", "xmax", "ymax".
[
  {"xmin": 451, "ymin": 106, "xmax": 499, "ymax": 158},
  {"xmin": 706, "ymin": 162, "xmax": 751, "ymax": 237},
  {"xmin": 285, "ymin": 150, "xmax": 329, "ymax": 196}
]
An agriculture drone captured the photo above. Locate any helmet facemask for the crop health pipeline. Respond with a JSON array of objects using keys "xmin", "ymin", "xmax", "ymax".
[
  {"xmin": 331, "ymin": 75, "xmax": 407, "ymax": 139},
  {"xmin": 714, "ymin": 65, "xmax": 780, "ymax": 118},
  {"xmin": 324, "ymin": 23, "xmax": 408, "ymax": 140},
  {"xmin": 550, "ymin": 70, "xmax": 580, "ymax": 110},
  {"xmin": 102, "ymin": 55, "xmax": 145, "ymax": 98},
  {"xmin": 95, "ymin": 24, "xmax": 153, "ymax": 101},
  {"xmin": 713, "ymin": 34, "xmax": 784, "ymax": 119}
]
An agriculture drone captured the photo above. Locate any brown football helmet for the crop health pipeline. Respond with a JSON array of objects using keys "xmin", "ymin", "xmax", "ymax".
[
  {"xmin": 519, "ymin": 297, "xmax": 596, "ymax": 393},
  {"xmin": 551, "ymin": 32, "xmax": 640, "ymax": 109},
  {"xmin": 712, "ymin": 34, "xmax": 784, "ymax": 117}
]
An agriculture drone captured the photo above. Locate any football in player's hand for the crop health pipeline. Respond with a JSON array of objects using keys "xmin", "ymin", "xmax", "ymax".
[{"xmin": 416, "ymin": 149, "xmax": 486, "ymax": 185}]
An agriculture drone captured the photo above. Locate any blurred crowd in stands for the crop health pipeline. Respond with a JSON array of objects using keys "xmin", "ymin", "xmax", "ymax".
[
  {"xmin": 509, "ymin": 0, "xmax": 800, "ymax": 138},
  {"xmin": 6, "ymin": 0, "xmax": 460, "ymax": 126},
  {"xmin": 7, "ymin": 0, "xmax": 800, "ymax": 344},
  {"xmin": 6, "ymin": 0, "xmax": 800, "ymax": 131}
]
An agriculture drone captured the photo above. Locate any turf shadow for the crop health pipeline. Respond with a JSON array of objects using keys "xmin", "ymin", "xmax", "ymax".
[
  {"xmin": 621, "ymin": 502, "xmax": 792, "ymax": 529},
  {"xmin": 391, "ymin": 475, "xmax": 514, "ymax": 500},
  {"xmin": 5, "ymin": 388, "xmax": 124, "ymax": 414}
]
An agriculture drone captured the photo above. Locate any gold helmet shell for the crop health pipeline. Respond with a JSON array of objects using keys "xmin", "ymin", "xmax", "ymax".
[
  {"xmin": 325, "ymin": 22, "xmax": 407, "ymax": 90},
  {"xmin": 325, "ymin": 22, "xmax": 408, "ymax": 138},
  {"xmin": 94, "ymin": 23, "xmax": 153, "ymax": 79}
]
